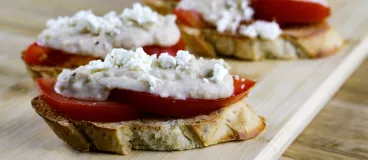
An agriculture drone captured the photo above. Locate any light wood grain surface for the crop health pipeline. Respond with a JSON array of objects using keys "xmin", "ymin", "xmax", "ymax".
[
  {"xmin": 0, "ymin": 0, "xmax": 367, "ymax": 160},
  {"xmin": 281, "ymin": 58, "xmax": 368, "ymax": 160}
]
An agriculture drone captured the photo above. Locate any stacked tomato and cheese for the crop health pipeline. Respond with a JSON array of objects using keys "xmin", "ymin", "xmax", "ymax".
[
  {"xmin": 37, "ymin": 48, "xmax": 255, "ymax": 122},
  {"xmin": 23, "ymin": 3, "xmax": 185, "ymax": 72},
  {"xmin": 144, "ymin": 0, "xmax": 341, "ymax": 60}
]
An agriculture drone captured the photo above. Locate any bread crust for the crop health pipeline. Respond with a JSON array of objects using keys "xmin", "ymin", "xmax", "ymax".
[
  {"xmin": 25, "ymin": 63, "xmax": 64, "ymax": 80},
  {"xmin": 32, "ymin": 97, "xmax": 266, "ymax": 155},
  {"xmin": 184, "ymin": 23, "xmax": 344, "ymax": 60}
]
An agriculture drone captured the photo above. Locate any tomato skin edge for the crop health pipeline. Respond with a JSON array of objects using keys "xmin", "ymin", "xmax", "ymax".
[
  {"xmin": 174, "ymin": 1, "xmax": 331, "ymax": 25},
  {"xmin": 110, "ymin": 78, "xmax": 256, "ymax": 117},
  {"xmin": 173, "ymin": 9, "xmax": 209, "ymax": 28},
  {"xmin": 143, "ymin": 37, "xmax": 186, "ymax": 56},
  {"xmin": 25, "ymin": 39, "xmax": 185, "ymax": 66},
  {"xmin": 251, "ymin": 0, "xmax": 331, "ymax": 24},
  {"xmin": 23, "ymin": 42, "xmax": 49, "ymax": 65},
  {"xmin": 37, "ymin": 78, "xmax": 147, "ymax": 122}
]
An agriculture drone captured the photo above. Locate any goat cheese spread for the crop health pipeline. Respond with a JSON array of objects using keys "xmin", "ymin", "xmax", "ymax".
[
  {"xmin": 55, "ymin": 48, "xmax": 234, "ymax": 100},
  {"xmin": 177, "ymin": 0, "xmax": 282, "ymax": 40},
  {"xmin": 37, "ymin": 3, "xmax": 180, "ymax": 57},
  {"xmin": 239, "ymin": 21, "xmax": 282, "ymax": 40}
]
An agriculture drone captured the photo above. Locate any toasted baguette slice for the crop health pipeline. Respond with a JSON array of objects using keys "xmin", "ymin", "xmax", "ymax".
[
  {"xmin": 25, "ymin": 63, "xmax": 63, "ymax": 80},
  {"xmin": 181, "ymin": 23, "xmax": 344, "ymax": 60},
  {"xmin": 24, "ymin": 23, "xmax": 344, "ymax": 80},
  {"xmin": 144, "ymin": 0, "xmax": 344, "ymax": 61},
  {"xmin": 32, "ymin": 97, "xmax": 266, "ymax": 155}
]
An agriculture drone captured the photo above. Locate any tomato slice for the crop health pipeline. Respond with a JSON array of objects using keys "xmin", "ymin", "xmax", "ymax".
[
  {"xmin": 143, "ymin": 38, "xmax": 186, "ymax": 56},
  {"xmin": 25, "ymin": 41, "xmax": 185, "ymax": 66},
  {"xmin": 23, "ymin": 42, "xmax": 98, "ymax": 67},
  {"xmin": 38, "ymin": 76, "xmax": 255, "ymax": 119},
  {"xmin": 23, "ymin": 42, "xmax": 50, "ymax": 65},
  {"xmin": 251, "ymin": 0, "xmax": 331, "ymax": 24},
  {"xmin": 173, "ymin": 9, "xmax": 209, "ymax": 28},
  {"xmin": 110, "ymin": 77, "xmax": 256, "ymax": 117},
  {"xmin": 37, "ymin": 78, "xmax": 147, "ymax": 122}
]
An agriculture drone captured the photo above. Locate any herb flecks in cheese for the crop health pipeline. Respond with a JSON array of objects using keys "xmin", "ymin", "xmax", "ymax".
[
  {"xmin": 86, "ymin": 60, "xmax": 110, "ymax": 73},
  {"xmin": 38, "ymin": 3, "xmax": 180, "ymax": 57},
  {"xmin": 55, "ymin": 48, "xmax": 234, "ymax": 100}
]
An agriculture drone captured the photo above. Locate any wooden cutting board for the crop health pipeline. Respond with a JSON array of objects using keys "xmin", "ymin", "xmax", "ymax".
[{"xmin": 0, "ymin": 0, "xmax": 367, "ymax": 160}]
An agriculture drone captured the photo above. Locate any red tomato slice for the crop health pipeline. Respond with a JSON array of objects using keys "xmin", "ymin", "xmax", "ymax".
[
  {"xmin": 25, "ymin": 40, "xmax": 185, "ymax": 66},
  {"xmin": 251, "ymin": 0, "xmax": 331, "ymax": 24},
  {"xmin": 143, "ymin": 38, "xmax": 186, "ymax": 56},
  {"xmin": 37, "ymin": 78, "xmax": 147, "ymax": 122},
  {"xmin": 23, "ymin": 42, "xmax": 98, "ymax": 67},
  {"xmin": 38, "ymin": 76, "xmax": 255, "ymax": 119},
  {"xmin": 23, "ymin": 42, "xmax": 50, "ymax": 65},
  {"xmin": 110, "ymin": 77, "xmax": 256, "ymax": 117},
  {"xmin": 173, "ymin": 9, "xmax": 208, "ymax": 28}
]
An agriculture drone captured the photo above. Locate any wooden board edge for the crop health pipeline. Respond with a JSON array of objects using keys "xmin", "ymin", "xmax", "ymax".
[{"xmin": 254, "ymin": 34, "xmax": 368, "ymax": 160}]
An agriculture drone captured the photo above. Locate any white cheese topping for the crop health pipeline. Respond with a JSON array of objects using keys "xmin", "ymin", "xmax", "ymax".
[
  {"xmin": 177, "ymin": 0, "xmax": 254, "ymax": 33},
  {"xmin": 45, "ymin": 10, "xmax": 122, "ymax": 35},
  {"xmin": 38, "ymin": 3, "xmax": 180, "ymax": 57},
  {"xmin": 176, "ymin": 50, "xmax": 195, "ymax": 66},
  {"xmin": 239, "ymin": 25, "xmax": 257, "ymax": 38},
  {"xmin": 104, "ymin": 47, "xmax": 156, "ymax": 72},
  {"xmin": 121, "ymin": 3, "xmax": 158, "ymax": 27},
  {"xmin": 239, "ymin": 21, "xmax": 282, "ymax": 40},
  {"xmin": 137, "ymin": 73, "xmax": 163, "ymax": 91},
  {"xmin": 177, "ymin": 0, "xmax": 282, "ymax": 40},
  {"xmin": 157, "ymin": 53, "xmax": 177, "ymax": 69},
  {"xmin": 211, "ymin": 62, "xmax": 230, "ymax": 84},
  {"xmin": 234, "ymin": 75, "xmax": 240, "ymax": 80},
  {"xmin": 55, "ymin": 48, "xmax": 234, "ymax": 100}
]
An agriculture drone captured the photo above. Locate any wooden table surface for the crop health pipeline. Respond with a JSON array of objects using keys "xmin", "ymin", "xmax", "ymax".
[
  {"xmin": 282, "ymin": 58, "xmax": 368, "ymax": 160},
  {"xmin": 0, "ymin": 0, "xmax": 367, "ymax": 159}
]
